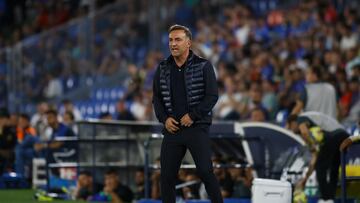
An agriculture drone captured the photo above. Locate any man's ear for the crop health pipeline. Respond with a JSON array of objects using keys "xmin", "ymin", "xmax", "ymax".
[{"xmin": 187, "ymin": 40, "xmax": 191, "ymax": 48}]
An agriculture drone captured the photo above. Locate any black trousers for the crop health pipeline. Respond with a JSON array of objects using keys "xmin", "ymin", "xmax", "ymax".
[
  {"xmin": 160, "ymin": 125, "xmax": 223, "ymax": 203},
  {"xmin": 315, "ymin": 130, "xmax": 349, "ymax": 200}
]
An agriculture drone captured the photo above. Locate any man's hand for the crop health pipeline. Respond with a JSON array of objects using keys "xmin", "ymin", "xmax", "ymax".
[
  {"xmin": 34, "ymin": 143, "xmax": 44, "ymax": 152},
  {"xmin": 104, "ymin": 185, "xmax": 114, "ymax": 194},
  {"xmin": 180, "ymin": 113, "xmax": 193, "ymax": 127},
  {"xmin": 340, "ymin": 137, "xmax": 353, "ymax": 151},
  {"xmin": 295, "ymin": 178, "xmax": 306, "ymax": 191},
  {"xmin": 165, "ymin": 117, "xmax": 179, "ymax": 134}
]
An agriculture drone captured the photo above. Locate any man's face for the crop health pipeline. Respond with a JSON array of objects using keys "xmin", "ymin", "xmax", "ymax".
[
  {"xmin": 169, "ymin": 30, "xmax": 191, "ymax": 57},
  {"xmin": 46, "ymin": 113, "xmax": 57, "ymax": 128},
  {"xmin": 228, "ymin": 167, "xmax": 242, "ymax": 180},
  {"xmin": 135, "ymin": 171, "xmax": 144, "ymax": 185},
  {"xmin": 78, "ymin": 174, "xmax": 92, "ymax": 188},
  {"xmin": 18, "ymin": 117, "xmax": 29, "ymax": 129},
  {"xmin": 105, "ymin": 174, "xmax": 119, "ymax": 190},
  {"xmin": 250, "ymin": 110, "xmax": 265, "ymax": 122},
  {"xmin": 305, "ymin": 69, "xmax": 316, "ymax": 83},
  {"xmin": 0, "ymin": 117, "xmax": 7, "ymax": 126}
]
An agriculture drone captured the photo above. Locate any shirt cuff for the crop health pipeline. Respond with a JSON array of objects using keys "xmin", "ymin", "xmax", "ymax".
[
  {"xmin": 350, "ymin": 135, "xmax": 360, "ymax": 142},
  {"xmin": 188, "ymin": 112, "xmax": 197, "ymax": 121}
]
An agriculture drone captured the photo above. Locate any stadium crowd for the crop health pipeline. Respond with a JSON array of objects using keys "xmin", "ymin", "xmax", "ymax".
[{"xmin": 0, "ymin": 0, "xmax": 359, "ymax": 202}]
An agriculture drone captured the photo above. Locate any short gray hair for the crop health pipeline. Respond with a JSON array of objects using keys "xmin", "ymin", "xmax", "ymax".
[{"xmin": 168, "ymin": 24, "xmax": 192, "ymax": 40}]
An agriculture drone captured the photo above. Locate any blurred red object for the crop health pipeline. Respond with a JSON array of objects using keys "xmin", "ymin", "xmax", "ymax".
[{"xmin": 267, "ymin": 10, "xmax": 284, "ymax": 26}]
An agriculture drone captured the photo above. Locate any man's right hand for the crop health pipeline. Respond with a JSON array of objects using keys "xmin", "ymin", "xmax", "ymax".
[
  {"xmin": 165, "ymin": 117, "xmax": 179, "ymax": 134},
  {"xmin": 340, "ymin": 137, "xmax": 353, "ymax": 151}
]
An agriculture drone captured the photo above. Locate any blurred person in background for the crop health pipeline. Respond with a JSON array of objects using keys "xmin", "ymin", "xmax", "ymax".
[
  {"xmin": 130, "ymin": 92, "xmax": 147, "ymax": 121},
  {"xmin": 63, "ymin": 111, "xmax": 78, "ymax": 135},
  {"xmin": 261, "ymin": 79, "xmax": 278, "ymax": 119},
  {"xmin": 249, "ymin": 107, "xmax": 267, "ymax": 122},
  {"xmin": 182, "ymin": 171, "xmax": 201, "ymax": 200},
  {"xmin": 133, "ymin": 167, "xmax": 150, "ymax": 200},
  {"xmin": 34, "ymin": 109, "xmax": 76, "ymax": 167},
  {"xmin": 116, "ymin": 99, "xmax": 135, "ymax": 121},
  {"xmin": 214, "ymin": 76, "xmax": 243, "ymax": 120},
  {"xmin": 15, "ymin": 113, "xmax": 38, "ymax": 178},
  {"xmin": 74, "ymin": 170, "xmax": 102, "ymax": 201},
  {"xmin": 0, "ymin": 69, "xmax": 7, "ymax": 108},
  {"xmin": 291, "ymin": 66, "xmax": 337, "ymax": 119},
  {"xmin": 31, "ymin": 102, "xmax": 49, "ymax": 140},
  {"xmin": 246, "ymin": 82, "xmax": 268, "ymax": 120},
  {"xmin": 60, "ymin": 99, "xmax": 82, "ymax": 121},
  {"xmin": 152, "ymin": 24, "xmax": 223, "ymax": 203},
  {"xmin": 287, "ymin": 112, "xmax": 349, "ymax": 203},
  {"xmin": 212, "ymin": 158, "xmax": 234, "ymax": 198},
  {"xmin": 43, "ymin": 72, "xmax": 63, "ymax": 99},
  {"xmin": 150, "ymin": 157, "xmax": 161, "ymax": 200},
  {"xmin": 101, "ymin": 168, "xmax": 133, "ymax": 203},
  {"xmin": 0, "ymin": 108, "xmax": 16, "ymax": 174},
  {"xmin": 227, "ymin": 158, "xmax": 252, "ymax": 198},
  {"xmin": 99, "ymin": 112, "xmax": 113, "ymax": 120}
]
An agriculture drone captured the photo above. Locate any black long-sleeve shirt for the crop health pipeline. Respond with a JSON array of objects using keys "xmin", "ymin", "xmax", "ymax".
[{"xmin": 170, "ymin": 58, "xmax": 188, "ymax": 121}]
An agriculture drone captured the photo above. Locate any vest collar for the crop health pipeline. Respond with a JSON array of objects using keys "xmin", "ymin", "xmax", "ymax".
[{"xmin": 167, "ymin": 50, "xmax": 194, "ymax": 66}]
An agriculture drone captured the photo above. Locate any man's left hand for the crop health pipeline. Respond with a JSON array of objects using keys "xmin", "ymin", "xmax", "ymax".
[{"xmin": 180, "ymin": 113, "xmax": 193, "ymax": 127}]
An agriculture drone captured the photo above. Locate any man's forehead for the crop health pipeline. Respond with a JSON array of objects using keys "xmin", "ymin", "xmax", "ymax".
[{"xmin": 169, "ymin": 30, "xmax": 187, "ymax": 37}]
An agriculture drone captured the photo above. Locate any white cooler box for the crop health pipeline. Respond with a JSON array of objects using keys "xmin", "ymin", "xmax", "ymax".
[{"xmin": 252, "ymin": 178, "xmax": 292, "ymax": 203}]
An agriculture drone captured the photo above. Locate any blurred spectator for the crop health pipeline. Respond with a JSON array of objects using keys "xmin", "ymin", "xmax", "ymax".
[
  {"xmin": 0, "ymin": 70, "xmax": 7, "ymax": 108},
  {"xmin": 261, "ymin": 79, "xmax": 278, "ymax": 119},
  {"xmin": 14, "ymin": 113, "xmax": 38, "ymax": 178},
  {"xmin": 249, "ymin": 108, "xmax": 266, "ymax": 122},
  {"xmin": 34, "ymin": 109, "xmax": 76, "ymax": 163},
  {"xmin": 151, "ymin": 157, "xmax": 161, "ymax": 199},
  {"xmin": 63, "ymin": 111, "xmax": 78, "ymax": 135},
  {"xmin": 101, "ymin": 168, "xmax": 134, "ymax": 203},
  {"xmin": 228, "ymin": 158, "xmax": 252, "ymax": 198},
  {"xmin": 74, "ymin": 170, "xmax": 102, "ymax": 201},
  {"xmin": 291, "ymin": 66, "xmax": 337, "ymax": 119},
  {"xmin": 130, "ymin": 92, "xmax": 146, "ymax": 121},
  {"xmin": 134, "ymin": 168, "xmax": 147, "ymax": 200},
  {"xmin": 60, "ymin": 99, "xmax": 82, "ymax": 121},
  {"xmin": 98, "ymin": 50, "xmax": 122, "ymax": 76},
  {"xmin": 212, "ymin": 158, "xmax": 233, "ymax": 198},
  {"xmin": 214, "ymin": 76, "xmax": 243, "ymax": 120},
  {"xmin": 116, "ymin": 99, "xmax": 135, "ymax": 121},
  {"xmin": 99, "ymin": 112, "xmax": 113, "ymax": 120},
  {"xmin": 31, "ymin": 102, "xmax": 49, "ymax": 140},
  {"xmin": 247, "ymin": 82, "xmax": 268, "ymax": 120},
  {"xmin": 0, "ymin": 108, "xmax": 16, "ymax": 174},
  {"xmin": 44, "ymin": 73, "xmax": 63, "ymax": 99},
  {"xmin": 124, "ymin": 64, "xmax": 145, "ymax": 100},
  {"xmin": 182, "ymin": 172, "xmax": 201, "ymax": 200}
]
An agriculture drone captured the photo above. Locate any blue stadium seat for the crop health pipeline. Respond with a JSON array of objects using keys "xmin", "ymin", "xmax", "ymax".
[
  {"xmin": 108, "ymin": 102, "xmax": 116, "ymax": 114},
  {"xmin": 102, "ymin": 88, "xmax": 111, "ymax": 102},
  {"xmin": 110, "ymin": 87, "xmax": 124, "ymax": 101}
]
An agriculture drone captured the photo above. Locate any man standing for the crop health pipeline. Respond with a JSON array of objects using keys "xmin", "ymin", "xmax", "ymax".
[
  {"xmin": 152, "ymin": 24, "xmax": 222, "ymax": 203},
  {"xmin": 287, "ymin": 112, "xmax": 349, "ymax": 203},
  {"xmin": 291, "ymin": 66, "xmax": 337, "ymax": 118}
]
